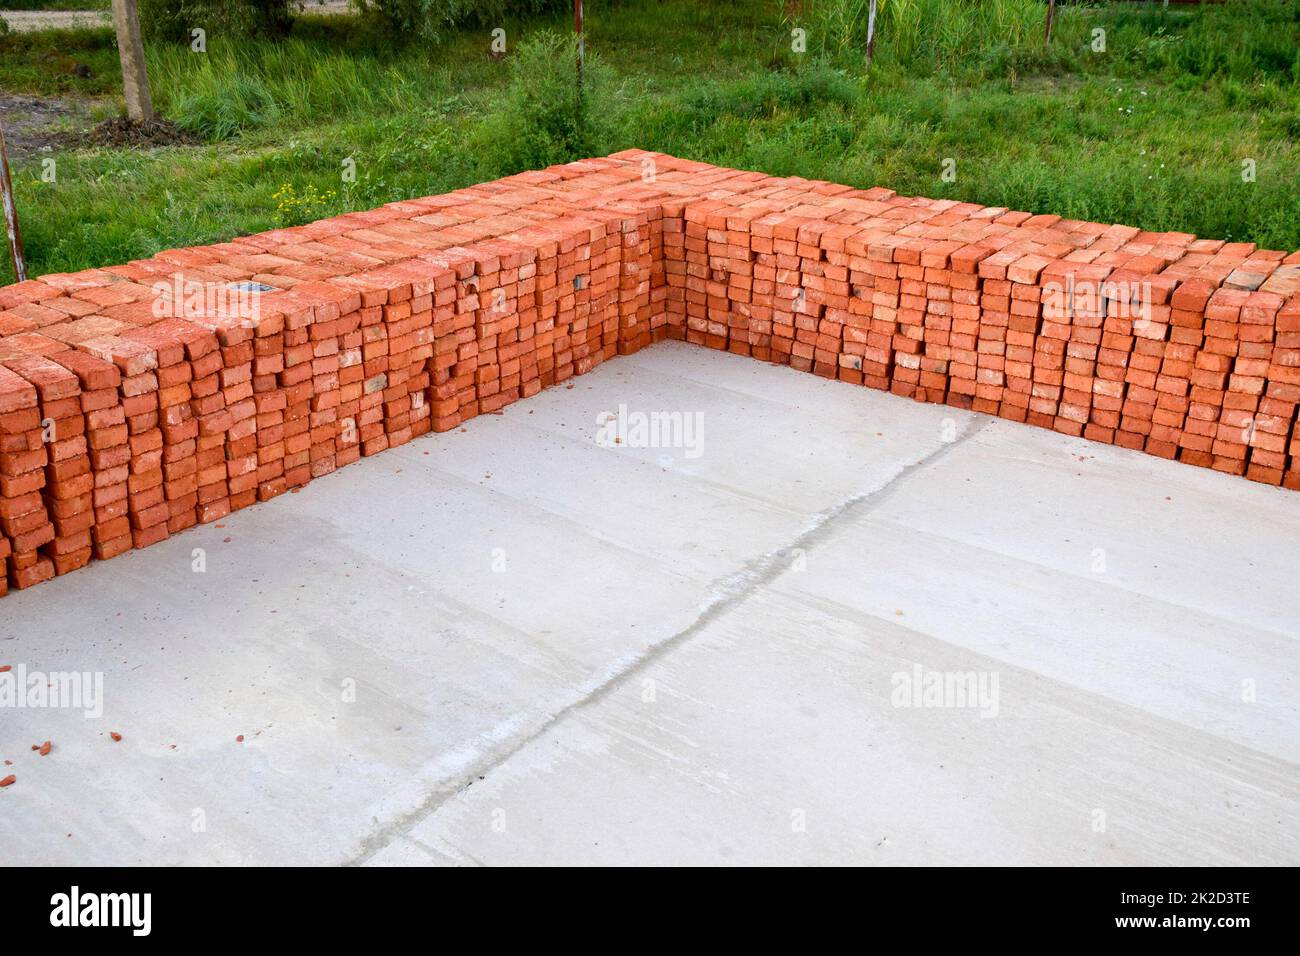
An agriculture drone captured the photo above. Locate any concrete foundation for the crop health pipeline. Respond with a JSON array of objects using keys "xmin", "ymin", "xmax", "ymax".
[{"xmin": 1, "ymin": 343, "xmax": 1297, "ymax": 865}]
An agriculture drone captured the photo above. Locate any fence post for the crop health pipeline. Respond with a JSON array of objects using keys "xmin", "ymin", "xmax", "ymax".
[
  {"xmin": 575, "ymin": 0, "xmax": 585, "ymax": 104},
  {"xmin": 0, "ymin": 122, "xmax": 27, "ymax": 284},
  {"xmin": 866, "ymin": 0, "xmax": 879, "ymax": 67},
  {"xmin": 110, "ymin": 0, "xmax": 155, "ymax": 123},
  {"xmin": 1045, "ymin": 0, "xmax": 1057, "ymax": 45}
]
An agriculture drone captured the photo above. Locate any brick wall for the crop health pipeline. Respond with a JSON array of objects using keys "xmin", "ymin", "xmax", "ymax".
[{"xmin": 2, "ymin": 150, "xmax": 1298, "ymax": 597}]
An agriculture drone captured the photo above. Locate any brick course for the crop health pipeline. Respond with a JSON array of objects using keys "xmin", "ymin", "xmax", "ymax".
[{"xmin": 2, "ymin": 150, "xmax": 1299, "ymax": 595}]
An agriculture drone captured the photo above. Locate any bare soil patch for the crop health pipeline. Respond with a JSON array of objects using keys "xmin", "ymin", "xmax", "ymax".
[{"xmin": 0, "ymin": 93, "xmax": 92, "ymax": 158}]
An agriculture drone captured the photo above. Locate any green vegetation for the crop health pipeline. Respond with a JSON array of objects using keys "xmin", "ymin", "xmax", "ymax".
[
  {"xmin": 137, "ymin": 0, "xmax": 294, "ymax": 43},
  {"xmin": 1, "ymin": 0, "xmax": 1297, "ymax": 284},
  {"xmin": 0, "ymin": 26, "xmax": 119, "ymax": 94},
  {"xmin": 349, "ymin": 0, "xmax": 569, "ymax": 44}
]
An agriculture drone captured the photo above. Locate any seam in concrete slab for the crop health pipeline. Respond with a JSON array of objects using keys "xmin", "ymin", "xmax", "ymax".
[{"xmin": 344, "ymin": 414, "xmax": 990, "ymax": 866}]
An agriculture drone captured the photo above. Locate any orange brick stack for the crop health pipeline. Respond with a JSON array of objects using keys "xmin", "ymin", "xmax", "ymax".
[
  {"xmin": 0, "ymin": 363, "xmax": 48, "ymax": 592},
  {"xmin": 2, "ymin": 149, "xmax": 1299, "ymax": 597}
]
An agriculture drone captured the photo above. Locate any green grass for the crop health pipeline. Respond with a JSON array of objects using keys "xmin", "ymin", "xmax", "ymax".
[
  {"xmin": 0, "ymin": 26, "xmax": 119, "ymax": 95},
  {"xmin": 1, "ymin": 0, "xmax": 1298, "ymax": 285}
]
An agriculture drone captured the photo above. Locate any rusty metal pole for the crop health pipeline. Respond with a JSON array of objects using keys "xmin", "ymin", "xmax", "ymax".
[
  {"xmin": 1045, "ymin": 0, "xmax": 1057, "ymax": 45},
  {"xmin": 575, "ymin": 0, "xmax": 585, "ymax": 105},
  {"xmin": 0, "ymin": 122, "xmax": 28, "ymax": 284}
]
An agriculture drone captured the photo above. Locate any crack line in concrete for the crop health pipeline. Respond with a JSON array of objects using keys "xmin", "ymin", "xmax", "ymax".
[{"xmin": 345, "ymin": 415, "xmax": 990, "ymax": 866}]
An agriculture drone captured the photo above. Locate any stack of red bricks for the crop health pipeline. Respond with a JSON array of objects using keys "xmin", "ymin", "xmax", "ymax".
[
  {"xmin": 666, "ymin": 156, "xmax": 1300, "ymax": 486},
  {"xmin": 3, "ymin": 150, "xmax": 1298, "ymax": 597}
]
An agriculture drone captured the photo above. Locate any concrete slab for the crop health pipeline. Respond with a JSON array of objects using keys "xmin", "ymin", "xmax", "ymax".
[{"xmin": 1, "ymin": 342, "xmax": 1296, "ymax": 865}]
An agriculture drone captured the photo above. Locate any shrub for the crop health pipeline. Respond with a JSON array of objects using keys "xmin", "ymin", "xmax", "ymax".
[
  {"xmin": 139, "ymin": 0, "xmax": 293, "ymax": 44},
  {"xmin": 351, "ymin": 0, "xmax": 568, "ymax": 44},
  {"xmin": 474, "ymin": 29, "xmax": 617, "ymax": 174}
]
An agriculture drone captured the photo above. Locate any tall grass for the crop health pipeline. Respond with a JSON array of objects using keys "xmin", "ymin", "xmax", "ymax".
[
  {"xmin": 149, "ymin": 38, "xmax": 449, "ymax": 139},
  {"xmin": 1110, "ymin": 0, "xmax": 1300, "ymax": 79},
  {"xmin": 794, "ymin": 0, "xmax": 1057, "ymax": 73},
  {"xmin": 796, "ymin": 0, "xmax": 1300, "ymax": 80}
]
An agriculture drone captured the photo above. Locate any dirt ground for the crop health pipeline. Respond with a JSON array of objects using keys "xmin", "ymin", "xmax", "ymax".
[
  {"xmin": 0, "ymin": 95, "xmax": 203, "ymax": 156},
  {"xmin": 0, "ymin": 94, "xmax": 94, "ymax": 158}
]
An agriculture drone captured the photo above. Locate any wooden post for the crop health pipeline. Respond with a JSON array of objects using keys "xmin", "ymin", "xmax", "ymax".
[
  {"xmin": 865, "ymin": 0, "xmax": 878, "ymax": 67},
  {"xmin": 110, "ymin": 0, "xmax": 154, "ymax": 123},
  {"xmin": 1045, "ymin": 0, "xmax": 1057, "ymax": 45},
  {"xmin": 0, "ymin": 122, "xmax": 27, "ymax": 284}
]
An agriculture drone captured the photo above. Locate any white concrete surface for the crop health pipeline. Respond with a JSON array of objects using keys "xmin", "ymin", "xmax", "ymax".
[{"xmin": 1, "ymin": 342, "xmax": 1297, "ymax": 866}]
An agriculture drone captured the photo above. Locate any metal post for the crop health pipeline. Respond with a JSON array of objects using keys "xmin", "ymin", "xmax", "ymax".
[
  {"xmin": 0, "ymin": 122, "xmax": 28, "ymax": 284},
  {"xmin": 110, "ymin": 0, "xmax": 155, "ymax": 123},
  {"xmin": 575, "ymin": 0, "xmax": 585, "ymax": 104},
  {"xmin": 866, "ymin": 0, "xmax": 878, "ymax": 67}
]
